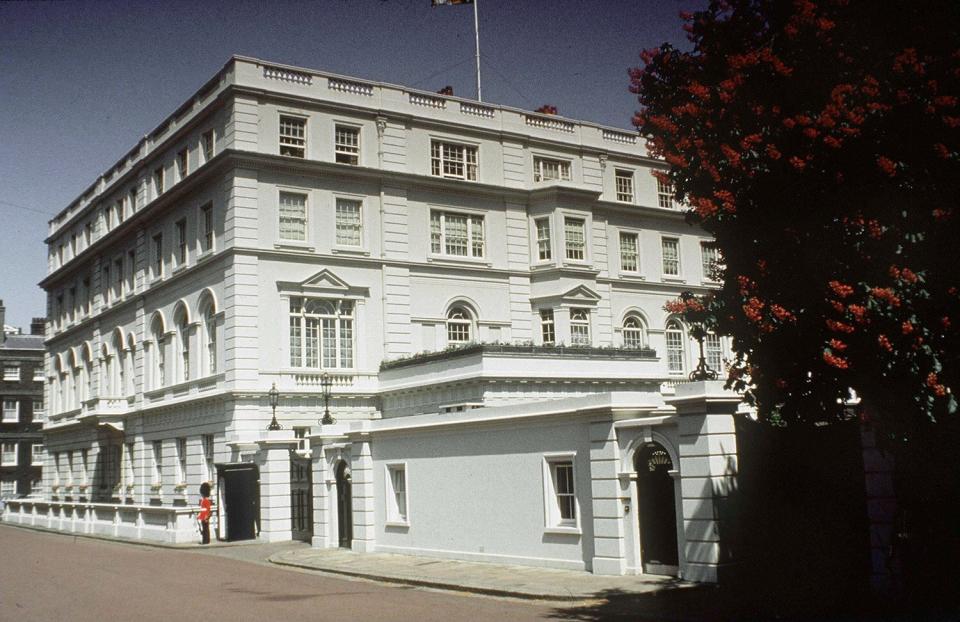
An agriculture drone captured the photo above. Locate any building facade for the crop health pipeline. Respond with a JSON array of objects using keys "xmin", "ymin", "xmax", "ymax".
[
  {"xmin": 0, "ymin": 302, "xmax": 46, "ymax": 501},
  {"xmin": 4, "ymin": 57, "xmax": 740, "ymax": 581}
]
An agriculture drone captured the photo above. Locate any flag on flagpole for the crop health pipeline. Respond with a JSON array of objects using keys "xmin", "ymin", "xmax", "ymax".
[{"xmin": 431, "ymin": 0, "xmax": 473, "ymax": 5}]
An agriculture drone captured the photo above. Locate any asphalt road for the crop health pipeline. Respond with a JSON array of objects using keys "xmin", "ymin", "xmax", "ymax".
[{"xmin": 0, "ymin": 526, "xmax": 563, "ymax": 622}]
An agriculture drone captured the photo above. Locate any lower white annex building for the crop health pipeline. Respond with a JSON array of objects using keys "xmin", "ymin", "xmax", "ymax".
[{"xmin": 4, "ymin": 57, "xmax": 744, "ymax": 582}]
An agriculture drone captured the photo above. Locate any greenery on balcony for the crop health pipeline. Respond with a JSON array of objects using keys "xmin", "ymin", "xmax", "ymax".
[{"xmin": 380, "ymin": 341, "xmax": 657, "ymax": 371}]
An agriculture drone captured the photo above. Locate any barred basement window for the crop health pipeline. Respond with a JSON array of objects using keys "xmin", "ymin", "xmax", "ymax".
[
  {"xmin": 430, "ymin": 141, "xmax": 477, "ymax": 181},
  {"xmin": 279, "ymin": 116, "xmax": 306, "ymax": 158},
  {"xmin": 335, "ymin": 126, "xmax": 360, "ymax": 165},
  {"xmin": 335, "ymin": 199, "xmax": 362, "ymax": 247},
  {"xmin": 564, "ymin": 217, "xmax": 586, "ymax": 261},
  {"xmin": 289, "ymin": 297, "xmax": 355, "ymax": 369},
  {"xmin": 535, "ymin": 217, "xmax": 551, "ymax": 261},
  {"xmin": 619, "ymin": 231, "xmax": 639, "ymax": 273},
  {"xmin": 534, "ymin": 157, "xmax": 571, "ymax": 182},
  {"xmin": 279, "ymin": 192, "xmax": 307, "ymax": 242},
  {"xmin": 430, "ymin": 210, "xmax": 484, "ymax": 258},
  {"xmin": 615, "ymin": 169, "xmax": 634, "ymax": 202}
]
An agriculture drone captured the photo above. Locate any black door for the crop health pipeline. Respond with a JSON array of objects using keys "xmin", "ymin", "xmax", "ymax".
[
  {"xmin": 290, "ymin": 454, "xmax": 313, "ymax": 542},
  {"xmin": 636, "ymin": 443, "xmax": 679, "ymax": 574},
  {"xmin": 335, "ymin": 460, "xmax": 352, "ymax": 548},
  {"xmin": 218, "ymin": 464, "xmax": 260, "ymax": 542}
]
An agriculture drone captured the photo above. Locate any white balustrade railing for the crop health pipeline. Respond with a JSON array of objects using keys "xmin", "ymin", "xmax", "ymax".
[
  {"xmin": 525, "ymin": 114, "xmax": 575, "ymax": 133},
  {"xmin": 263, "ymin": 65, "xmax": 313, "ymax": 85},
  {"xmin": 602, "ymin": 129, "xmax": 638, "ymax": 144},
  {"xmin": 328, "ymin": 78, "xmax": 374, "ymax": 96},
  {"xmin": 409, "ymin": 93, "xmax": 446, "ymax": 109},
  {"xmin": 460, "ymin": 102, "xmax": 495, "ymax": 118}
]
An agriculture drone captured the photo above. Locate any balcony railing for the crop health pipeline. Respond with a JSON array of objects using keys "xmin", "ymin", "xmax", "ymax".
[{"xmin": 381, "ymin": 342, "xmax": 657, "ymax": 371}]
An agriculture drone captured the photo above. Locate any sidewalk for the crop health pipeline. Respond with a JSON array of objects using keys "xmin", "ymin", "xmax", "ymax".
[{"xmin": 268, "ymin": 547, "xmax": 691, "ymax": 601}]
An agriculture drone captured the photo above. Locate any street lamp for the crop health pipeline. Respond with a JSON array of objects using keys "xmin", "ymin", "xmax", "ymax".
[
  {"xmin": 267, "ymin": 382, "xmax": 282, "ymax": 430},
  {"xmin": 320, "ymin": 371, "xmax": 335, "ymax": 425}
]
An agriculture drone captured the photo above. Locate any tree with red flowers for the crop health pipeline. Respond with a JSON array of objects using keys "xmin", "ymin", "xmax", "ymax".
[
  {"xmin": 633, "ymin": 0, "xmax": 960, "ymax": 601},
  {"xmin": 633, "ymin": 0, "xmax": 959, "ymax": 440}
]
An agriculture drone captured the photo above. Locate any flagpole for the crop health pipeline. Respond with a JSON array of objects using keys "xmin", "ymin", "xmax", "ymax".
[{"xmin": 473, "ymin": 0, "xmax": 482, "ymax": 101}]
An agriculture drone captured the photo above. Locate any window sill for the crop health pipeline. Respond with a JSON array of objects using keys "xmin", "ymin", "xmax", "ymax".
[
  {"xmin": 331, "ymin": 247, "xmax": 369, "ymax": 256},
  {"xmin": 619, "ymin": 272, "xmax": 646, "ymax": 280},
  {"xmin": 197, "ymin": 250, "xmax": 215, "ymax": 263},
  {"xmin": 172, "ymin": 264, "xmax": 188, "ymax": 275},
  {"xmin": 543, "ymin": 526, "xmax": 581, "ymax": 536},
  {"xmin": 274, "ymin": 242, "xmax": 315, "ymax": 252},
  {"xmin": 662, "ymin": 276, "xmax": 686, "ymax": 284},
  {"xmin": 384, "ymin": 520, "xmax": 410, "ymax": 529},
  {"xmin": 427, "ymin": 255, "xmax": 490, "ymax": 268}
]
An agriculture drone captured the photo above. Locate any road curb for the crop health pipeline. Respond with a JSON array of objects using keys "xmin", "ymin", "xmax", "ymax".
[
  {"xmin": 0, "ymin": 521, "xmax": 255, "ymax": 550},
  {"xmin": 267, "ymin": 555, "xmax": 586, "ymax": 602}
]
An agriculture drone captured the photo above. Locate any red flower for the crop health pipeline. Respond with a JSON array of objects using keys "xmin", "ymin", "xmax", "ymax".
[
  {"xmin": 826, "ymin": 319, "xmax": 855, "ymax": 334},
  {"xmin": 871, "ymin": 287, "xmax": 901, "ymax": 307},
  {"xmin": 823, "ymin": 350, "xmax": 850, "ymax": 369},
  {"xmin": 877, "ymin": 334, "xmax": 893, "ymax": 352},
  {"xmin": 829, "ymin": 281, "xmax": 854, "ymax": 298},
  {"xmin": 902, "ymin": 321, "xmax": 914, "ymax": 335},
  {"xmin": 789, "ymin": 156, "xmax": 807, "ymax": 170},
  {"xmin": 876, "ymin": 156, "xmax": 897, "ymax": 177}
]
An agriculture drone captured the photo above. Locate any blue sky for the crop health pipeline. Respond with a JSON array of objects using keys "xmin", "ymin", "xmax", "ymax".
[{"xmin": 0, "ymin": 0, "xmax": 699, "ymax": 330}]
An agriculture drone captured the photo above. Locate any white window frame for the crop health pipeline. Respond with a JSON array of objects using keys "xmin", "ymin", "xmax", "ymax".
[
  {"xmin": 335, "ymin": 198, "xmax": 363, "ymax": 248},
  {"xmin": 288, "ymin": 297, "xmax": 356, "ymax": 370},
  {"xmin": 279, "ymin": 114, "xmax": 307, "ymax": 158},
  {"xmin": 334, "ymin": 124, "xmax": 360, "ymax": 165},
  {"xmin": 278, "ymin": 191, "xmax": 308, "ymax": 243},
  {"xmin": 705, "ymin": 333, "xmax": 724, "ymax": 372},
  {"xmin": 152, "ymin": 232, "xmax": 164, "ymax": 280},
  {"xmin": 1, "ymin": 442, "xmax": 17, "ymax": 466},
  {"xmin": 615, "ymin": 169, "xmax": 634, "ymax": 203},
  {"xmin": 665, "ymin": 320, "xmax": 686, "ymax": 375},
  {"xmin": 430, "ymin": 209, "xmax": 485, "ymax": 259},
  {"xmin": 622, "ymin": 316, "xmax": 647, "ymax": 349},
  {"xmin": 533, "ymin": 156, "xmax": 571, "ymax": 182},
  {"xmin": 175, "ymin": 219, "xmax": 188, "ymax": 267},
  {"xmin": 570, "ymin": 308, "xmax": 591, "ymax": 346},
  {"xmin": 384, "ymin": 462, "xmax": 409, "ymax": 526},
  {"xmin": 534, "ymin": 217, "xmax": 552, "ymax": 262},
  {"xmin": 33, "ymin": 367, "xmax": 44, "ymax": 382},
  {"xmin": 200, "ymin": 203, "xmax": 214, "ymax": 254},
  {"xmin": 563, "ymin": 216, "xmax": 587, "ymax": 262},
  {"xmin": 446, "ymin": 306, "xmax": 474, "ymax": 346},
  {"xmin": 153, "ymin": 167, "xmax": 164, "ymax": 198},
  {"xmin": 430, "ymin": 140, "xmax": 478, "ymax": 181},
  {"xmin": 176, "ymin": 148, "xmax": 189, "ymax": 181},
  {"xmin": 176, "ymin": 437, "xmax": 187, "ymax": 485},
  {"xmin": 540, "ymin": 309, "xmax": 555, "ymax": 345},
  {"xmin": 3, "ymin": 365, "xmax": 19, "ymax": 381},
  {"xmin": 657, "ymin": 177, "xmax": 675, "ymax": 209},
  {"xmin": 151, "ymin": 440, "xmax": 163, "ymax": 488},
  {"xmin": 661, "ymin": 237, "xmax": 681, "ymax": 278},
  {"xmin": 31, "ymin": 443, "xmax": 44, "ymax": 465},
  {"xmin": 701, "ymin": 242, "xmax": 720, "ymax": 282},
  {"xmin": 542, "ymin": 453, "xmax": 579, "ymax": 533},
  {"xmin": 201, "ymin": 130, "xmax": 215, "ymax": 163},
  {"xmin": 2, "ymin": 399, "xmax": 18, "ymax": 423},
  {"xmin": 0, "ymin": 479, "xmax": 16, "ymax": 498},
  {"xmin": 202, "ymin": 434, "xmax": 215, "ymax": 482},
  {"xmin": 619, "ymin": 231, "xmax": 640, "ymax": 274}
]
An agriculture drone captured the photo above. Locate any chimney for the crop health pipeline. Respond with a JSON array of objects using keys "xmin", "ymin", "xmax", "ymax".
[{"xmin": 31, "ymin": 317, "xmax": 46, "ymax": 336}]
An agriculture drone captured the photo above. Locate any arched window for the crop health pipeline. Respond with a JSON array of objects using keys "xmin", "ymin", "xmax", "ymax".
[
  {"xmin": 100, "ymin": 344, "xmax": 113, "ymax": 396},
  {"xmin": 288, "ymin": 297, "xmax": 354, "ymax": 369},
  {"xmin": 199, "ymin": 295, "xmax": 218, "ymax": 376},
  {"xmin": 68, "ymin": 350, "xmax": 79, "ymax": 410},
  {"xmin": 665, "ymin": 320, "xmax": 685, "ymax": 374},
  {"xmin": 150, "ymin": 315, "xmax": 166, "ymax": 389},
  {"xmin": 126, "ymin": 335, "xmax": 137, "ymax": 396},
  {"xmin": 446, "ymin": 305, "xmax": 473, "ymax": 345},
  {"xmin": 113, "ymin": 332, "xmax": 125, "ymax": 396},
  {"xmin": 622, "ymin": 316, "xmax": 647, "ymax": 349},
  {"xmin": 82, "ymin": 344, "xmax": 93, "ymax": 403},
  {"xmin": 175, "ymin": 308, "xmax": 190, "ymax": 383},
  {"xmin": 705, "ymin": 333, "xmax": 723, "ymax": 372}
]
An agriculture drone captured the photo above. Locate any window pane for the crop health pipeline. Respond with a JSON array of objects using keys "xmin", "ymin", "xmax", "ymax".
[
  {"xmin": 620, "ymin": 232, "xmax": 638, "ymax": 272},
  {"xmin": 564, "ymin": 218, "xmax": 585, "ymax": 260},
  {"xmin": 662, "ymin": 238, "xmax": 680, "ymax": 276},
  {"xmin": 536, "ymin": 218, "xmax": 551, "ymax": 261},
  {"xmin": 279, "ymin": 193, "xmax": 307, "ymax": 241},
  {"xmin": 444, "ymin": 214, "xmax": 468, "ymax": 256},
  {"xmin": 336, "ymin": 199, "xmax": 362, "ymax": 246}
]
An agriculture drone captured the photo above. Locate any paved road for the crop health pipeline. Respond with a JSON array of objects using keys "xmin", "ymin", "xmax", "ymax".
[{"xmin": 0, "ymin": 526, "xmax": 563, "ymax": 621}]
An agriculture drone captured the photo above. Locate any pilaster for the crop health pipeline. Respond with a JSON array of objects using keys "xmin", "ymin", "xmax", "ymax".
[
  {"xmin": 590, "ymin": 418, "xmax": 625, "ymax": 574},
  {"xmin": 255, "ymin": 434, "xmax": 298, "ymax": 542}
]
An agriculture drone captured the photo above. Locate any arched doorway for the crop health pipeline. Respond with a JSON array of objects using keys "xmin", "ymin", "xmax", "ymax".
[
  {"xmin": 335, "ymin": 460, "xmax": 353, "ymax": 549},
  {"xmin": 636, "ymin": 442, "xmax": 679, "ymax": 575}
]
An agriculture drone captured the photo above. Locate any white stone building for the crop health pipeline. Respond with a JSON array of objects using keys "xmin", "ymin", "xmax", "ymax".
[{"xmin": 4, "ymin": 57, "xmax": 742, "ymax": 582}]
